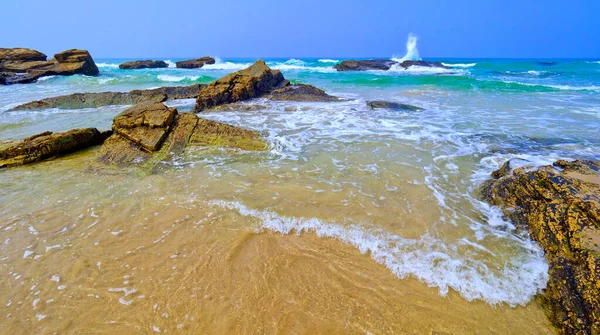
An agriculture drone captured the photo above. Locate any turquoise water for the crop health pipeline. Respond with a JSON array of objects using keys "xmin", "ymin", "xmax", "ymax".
[{"xmin": 1, "ymin": 57, "xmax": 599, "ymax": 309}]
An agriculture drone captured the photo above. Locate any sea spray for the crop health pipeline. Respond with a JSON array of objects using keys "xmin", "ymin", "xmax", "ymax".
[{"xmin": 393, "ymin": 33, "xmax": 422, "ymax": 62}]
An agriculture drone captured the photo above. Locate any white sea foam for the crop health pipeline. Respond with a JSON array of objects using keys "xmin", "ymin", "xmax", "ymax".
[
  {"xmin": 96, "ymin": 62, "xmax": 119, "ymax": 68},
  {"xmin": 442, "ymin": 63, "xmax": 477, "ymax": 68},
  {"xmin": 318, "ymin": 59, "xmax": 339, "ymax": 63},
  {"xmin": 271, "ymin": 59, "xmax": 336, "ymax": 73},
  {"xmin": 157, "ymin": 75, "xmax": 201, "ymax": 82},
  {"xmin": 387, "ymin": 64, "xmax": 466, "ymax": 75},
  {"xmin": 501, "ymin": 80, "xmax": 600, "ymax": 92},
  {"xmin": 202, "ymin": 59, "xmax": 252, "ymax": 70},
  {"xmin": 392, "ymin": 33, "xmax": 422, "ymax": 62},
  {"xmin": 526, "ymin": 70, "xmax": 545, "ymax": 76},
  {"xmin": 210, "ymin": 200, "xmax": 549, "ymax": 306},
  {"xmin": 37, "ymin": 76, "xmax": 57, "ymax": 82},
  {"xmin": 164, "ymin": 60, "xmax": 176, "ymax": 68}
]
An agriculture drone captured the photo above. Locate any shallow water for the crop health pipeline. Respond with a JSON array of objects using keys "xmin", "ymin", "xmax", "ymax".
[{"xmin": 1, "ymin": 57, "xmax": 599, "ymax": 333}]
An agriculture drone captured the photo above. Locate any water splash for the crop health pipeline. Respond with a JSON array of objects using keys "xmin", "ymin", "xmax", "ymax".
[{"xmin": 393, "ymin": 33, "xmax": 422, "ymax": 62}]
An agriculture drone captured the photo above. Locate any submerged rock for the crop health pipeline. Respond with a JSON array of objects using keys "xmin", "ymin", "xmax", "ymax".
[
  {"xmin": 119, "ymin": 60, "xmax": 168, "ymax": 69},
  {"xmin": 10, "ymin": 84, "xmax": 205, "ymax": 111},
  {"xmin": 193, "ymin": 60, "xmax": 288, "ymax": 112},
  {"xmin": 0, "ymin": 128, "xmax": 110, "ymax": 168},
  {"xmin": 0, "ymin": 48, "xmax": 99, "ymax": 84},
  {"xmin": 367, "ymin": 100, "xmax": 424, "ymax": 111},
  {"xmin": 98, "ymin": 102, "xmax": 266, "ymax": 168},
  {"xmin": 267, "ymin": 84, "xmax": 340, "ymax": 102},
  {"xmin": 334, "ymin": 60, "xmax": 398, "ymax": 71},
  {"xmin": 176, "ymin": 57, "xmax": 216, "ymax": 69},
  {"xmin": 482, "ymin": 160, "xmax": 600, "ymax": 334}
]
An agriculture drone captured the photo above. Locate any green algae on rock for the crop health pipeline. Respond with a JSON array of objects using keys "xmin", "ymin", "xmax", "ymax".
[
  {"xmin": 482, "ymin": 160, "xmax": 600, "ymax": 334},
  {"xmin": 0, "ymin": 128, "xmax": 110, "ymax": 168}
]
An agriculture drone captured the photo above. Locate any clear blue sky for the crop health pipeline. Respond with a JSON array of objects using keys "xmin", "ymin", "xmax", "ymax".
[{"xmin": 3, "ymin": 0, "xmax": 599, "ymax": 59}]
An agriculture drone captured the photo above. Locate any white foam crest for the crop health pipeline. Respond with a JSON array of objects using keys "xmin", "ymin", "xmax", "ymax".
[
  {"xmin": 392, "ymin": 33, "xmax": 421, "ymax": 62},
  {"xmin": 96, "ymin": 62, "xmax": 119, "ymax": 68},
  {"xmin": 157, "ymin": 74, "xmax": 201, "ymax": 82},
  {"xmin": 36, "ymin": 76, "xmax": 57, "ymax": 82},
  {"xmin": 441, "ymin": 63, "xmax": 476, "ymax": 68},
  {"xmin": 501, "ymin": 80, "xmax": 600, "ymax": 92},
  {"xmin": 526, "ymin": 70, "xmax": 545, "ymax": 76},
  {"xmin": 387, "ymin": 64, "xmax": 466, "ymax": 75},
  {"xmin": 202, "ymin": 60, "xmax": 252, "ymax": 70},
  {"xmin": 318, "ymin": 59, "xmax": 340, "ymax": 63},
  {"xmin": 210, "ymin": 200, "xmax": 549, "ymax": 306},
  {"xmin": 164, "ymin": 60, "xmax": 176, "ymax": 68}
]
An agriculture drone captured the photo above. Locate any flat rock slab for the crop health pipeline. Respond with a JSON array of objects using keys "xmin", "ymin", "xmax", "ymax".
[
  {"xmin": 367, "ymin": 100, "xmax": 424, "ymax": 111},
  {"xmin": 0, "ymin": 128, "xmax": 110, "ymax": 168},
  {"xmin": 267, "ymin": 84, "xmax": 340, "ymax": 102},
  {"xmin": 119, "ymin": 60, "xmax": 168, "ymax": 69},
  {"xmin": 176, "ymin": 57, "xmax": 216, "ymax": 69}
]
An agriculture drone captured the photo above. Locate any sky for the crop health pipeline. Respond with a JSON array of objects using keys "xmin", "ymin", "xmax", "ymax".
[{"xmin": 3, "ymin": 0, "xmax": 599, "ymax": 59}]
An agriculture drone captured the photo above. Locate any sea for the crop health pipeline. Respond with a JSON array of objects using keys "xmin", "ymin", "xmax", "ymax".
[{"xmin": 0, "ymin": 51, "xmax": 599, "ymax": 333}]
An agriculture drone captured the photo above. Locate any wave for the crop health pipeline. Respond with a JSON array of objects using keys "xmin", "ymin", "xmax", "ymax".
[
  {"xmin": 210, "ymin": 200, "xmax": 548, "ymax": 306},
  {"xmin": 388, "ymin": 64, "xmax": 467, "ymax": 75},
  {"xmin": 392, "ymin": 33, "xmax": 421, "ymax": 62},
  {"xmin": 500, "ymin": 80, "xmax": 600, "ymax": 92},
  {"xmin": 36, "ymin": 75, "xmax": 57, "ymax": 82},
  {"xmin": 202, "ymin": 61, "xmax": 252, "ymax": 70},
  {"xmin": 96, "ymin": 62, "xmax": 119, "ymax": 68},
  {"xmin": 318, "ymin": 59, "xmax": 339, "ymax": 63},
  {"xmin": 157, "ymin": 74, "xmax": 202, "ymax": 82},
  {"xmin": 442, "ymin": 63, "xmax": 476, "ymax": 68},
  {"xmin": 271, "ymin": 59, "xmax": 336, "ymax": 73},
  {"xmin": 164, "ymin": 60, "xmax": 176, "ymax": 68}
]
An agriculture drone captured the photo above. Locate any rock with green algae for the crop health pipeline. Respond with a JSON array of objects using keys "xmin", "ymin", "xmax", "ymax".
[
  {"xmin": 482, "ymin": 159, "xmax": 600, "ymax": 335},
  {"xmin": 0, "ymin": 128, "xmax": 110, "ymax": 168},
  {"xmin": 97, "ymin": 102, "xmax": 266, "ymax": 169}
]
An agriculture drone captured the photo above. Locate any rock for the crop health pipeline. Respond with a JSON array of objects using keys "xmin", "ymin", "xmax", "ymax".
[
  {"xmin": 398, "ymin": 60, "xmax": 449, "ymax": 69},
  {"xmin": 0, "ymin": 48, "xmax": 99, "ymax": 84},
  {"xmin": 10, "ymin": 84, "xmax": 205, "ymax": 111},
  {"xmin": 334, "ymin": 60, "xmax": 398, "ymax": 71},
  {"xmin": 119, "ymin": 60, "xmax": 168, "ymax": 69},
  {"xmin": 98, "ymin": 102, "xmax": 267, "ymax": 168},
  {"xmin": 482, "ymin": 160, "xmax": 600, "ymax": 334},
  {"xmin": 267, "ymin": 84, "xmax": 340, "ymax": 102},
  {"xmin": 193, "ymin": 60, "xmax": 287, "ymax": 112},
  {"xmin": 176, "ymin": 56, "xmax": 216, "ymax": 69},
  {"xmin": 0, "ymin": 128, "xmax": 110, "ymax": 168},
  {"xmin": 367, "ymin": 100, "xmax": 424, "ymax": 111}
]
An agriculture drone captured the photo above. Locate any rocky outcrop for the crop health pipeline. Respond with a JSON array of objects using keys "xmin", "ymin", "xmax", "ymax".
[
  {"xmin": 176, "ymin": 57, "xmax": 216, "ymax": 69},
  {"xmin": 0, "ymin": 128, "xmax": 110, "ymax": 168},
  {"xmin": 98, "ymin": 102, "xmax": 266, "ymax": 168},
  {"xmin": 193, "ymin": 60, "xmax": 288, "ymax": 112},
  {"xmin": 334, "ymin": 60, "xmax": 398, "ymax": 71},
  {"xmin": 333, "ymin": 59, "xmax": 450, "ymax": 72},
  {"xmin": 119, "ymin": 60, "xmax": 168, "ymax": 69},
  {"xmin": 10, "ymin": 84, "xmax": 204, "ymax": 110},
  {"xmin": 266, "ymin": 84, "xmax": 340, "ymax": 102},
  {"xmin": 367, "ymin": 100, "xmax": 424, "ymax": 111},
  {"xmin": 482, "ymin": 160, "xmax": 600, "ymax": 334},
  {"xmin": 0, "ymin": 48, "xmax": 99, "ymax": 84}
]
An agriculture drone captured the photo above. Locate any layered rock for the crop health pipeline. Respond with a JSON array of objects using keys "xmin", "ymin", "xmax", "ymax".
[
  {"xmin": 0, "ymin": 128, "xmax": 110, "ymax": 168},
  {"xmin": 482, "ymin": 160, "xmax": 600, "ymax": 334},
  {"xmin": 266, "ymin": 84, "xmax": 340, "ymax": 102},
  {"xmin": 367, "ymin": 100, "xmax": 424, "ymax": 111},
  {"xmin": 98, "ymin": 102, "xmax": 266, "ymax": 168},
  {"xmin": 0, "ymin": 48, "xmax": 99, "ymax": 84},
  {"xmin": 176, "ymin": 57, "xmax": 216, "ymax": 69},
  {"xmin": 193, "ymin": 60, "xmax": 288, "ymax": 112},
  {"xmin": 10, "ymin": 84, "xmax": 204, "ymax": 111},
  {"xmin": 333, "ymin": 59, "xmax": 450, "ymax": 72},
  {"xmin": 119, "ymin": 60, "xmax": 168, "ymax": 69}
]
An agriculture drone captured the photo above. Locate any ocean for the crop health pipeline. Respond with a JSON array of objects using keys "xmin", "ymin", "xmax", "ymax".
[{"xmin": 0, "ymin": 56, "xmax": 599, "ymax": 333}]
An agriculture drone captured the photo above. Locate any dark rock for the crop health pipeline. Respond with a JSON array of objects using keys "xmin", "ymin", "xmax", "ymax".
[
  {"xmin": 398, "ymin": 60, "xmax": 450, "ymax": 69},
  {"xmin": 193, "ymin": 60, "xmax": 287, "ymax": 112},
  {"xmin": 367, "ymin": 100, "xmax": 424, "ymax": 111},
  {"xmin": 176, "ymin": 56, "xmax": 216, "ymax": 69},
  {"xmin": 482, "ymin": 160, "xmax": 600, "ymax": 334},
  {"xmin": 334, "ymin": 60, "xmax": 398, "ymax": 71},
  {"xmin": 119, "ymin": 60, "xmax": 168, "ymax": 69},
  {"xmin": 0, "ymin": 48, "xmax": 99, "ymax": 84},
  {"xmin": 98, "ymin": 102, "xmax": 266, "ymax": 168},
  {"xmin": 10, "ymin": 84, "xmax": 205, "ymax": 111},
  {"xmin": 0, "ymin": 128, "xmax": 110, "ymax": 168},
  {"xmin": 267, "ymin": 84, "xmax": 340, "ymax": 102}
]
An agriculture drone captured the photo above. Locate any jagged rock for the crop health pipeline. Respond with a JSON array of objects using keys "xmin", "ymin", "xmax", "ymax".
[
  {"xmin": 0, "ymin": 48, "xmax": 99, "ymax": 84},
  {"xmin": 176, "ymin": 57, "xmax": 216, "ymax": 69},
  {"xmin": 0, "ymin": 128, "xmax": 110, "ymax": 168},
  {"xmin": 267, "ymin": 84, "xmax": 340, "ymax": 102},
  {"xmin": 367, "ymin": 100, "xmax": 424, "ymax": 111},
  {"xmin": 482, "ymin": 160, "xmax": 600, "ymax": 334},
  {"xmin": 193, "ymin": 60, "xmax": 287, "ymax": 112},
  {"xmin": 10, "ymin": 84, "xmax": 204, "ymax": 110},
  {"xmin": 119, "ymin": 60, "xmax": 168, "ymax": 69},
  {"xmin": 98, "ymin": 102, "xmax": 266, "ymax": 168},
  {"xmin": 334, "ymin": 60, "xmax": 398, "ymax": 71}
]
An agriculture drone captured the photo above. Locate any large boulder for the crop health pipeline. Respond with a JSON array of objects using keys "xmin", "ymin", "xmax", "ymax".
[
  {"xmin": 193, "ymin": 60, "xmax": 287, "ymax": 112},
  {"xmin": 0, "ymin": 128, "xmax": 110, "ymax": 168},
  {"xmin": 176, "ymin": 56, "xmax": 216, "ymax": 69},
  {"xmin": 482, "ymin": 160, "xmax": 600, "ymax": 334},
  {"xmin": 266, "ymin": 84, "xmax": 340, "ymax": 102},
  {"xmin": 98, "ymin": 102, "xmax": 267, "ymax": 168},
  {"xmin": 334, "ymin": 60, "xmax": 398, "ymax": 71},
  {"xmin": 119, "ymin": 60, "xmax": 168, "ymax": 69},
  {"xmin": 0, "ymin": 48, "xmax": 99, "ymax": 84},
  {"xmin": 10, "ymin": 84, "xmax": 204, "ymax": 110}
]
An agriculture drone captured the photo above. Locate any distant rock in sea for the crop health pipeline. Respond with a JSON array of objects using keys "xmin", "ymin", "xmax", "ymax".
[
  {"xmin": 333, "ymin": 59, "xmax": 450, "ymax": 71},
  {"xmin": 176, "ymin": 57, "xmax": 216, "ymax": 69},
  {"xmin": 0, "ymin": 48, "xmax": 99, "ymax": 84},
  {"xmin": 119, "ymin": 60, "xmax": 168, "ymax": 69}
]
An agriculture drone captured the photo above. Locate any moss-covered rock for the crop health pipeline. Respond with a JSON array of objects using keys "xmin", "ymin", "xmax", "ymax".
[{"xmin": 482, "ymin": 160, "xmax": 600, "ymax": 334}]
